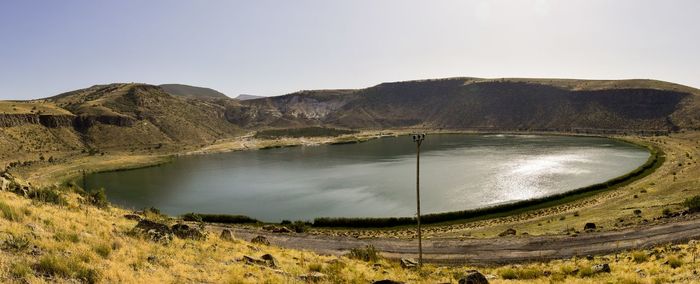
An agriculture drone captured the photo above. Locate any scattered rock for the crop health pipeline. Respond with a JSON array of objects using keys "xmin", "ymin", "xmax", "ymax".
[
  {"xmin": 171, "ymin": 223, "xmax": 205, "ymax": 240},
  {"xmin": 299, "ymin": 272, "xmax": 327, "ymax": 282},
  {"xmin": 262, "ymin": 225, "xmax": 276, "ymax": 231},
  {"xmin": 458, "ymin": 270, "xmax": 489, "ymax": 284},
  {"xmin": 272, "ymin": 226, "xmax": 293, "ymax": 233},
  {"xmin": 261, "ymin": 254, "xmax": 279, "ymax": 268},
  {"xmin": 220, "ymin": 229, "xmax": 234, "ymax": 241},
  {"xmin": 243, "ymin": 255, "xmax": 267, "ymax": 266},
  {"xmin": 123, "ymin": 214, "xmax": 143, "ymax": 221},
  {"xmin": 592, "ymin": 263, "xmax": 611, "ymax": 274},
  {"xmin": 584, "ymin": 223, "xmax": 597, "ymax": 231},
  {"xmin": 147, "ymin": 255, "xmax": 158, "ymax": 264},
  {"xmin": 251, "ymin": 235, "xmax": 270, "ymax": 246},
  {"xmin": 498, "ymin": 228, "xmax": 516, "ymax": 237},
  {"xmin": 586, "ymin": 255, "xmax": 594, "ymax": 260},
  {"xmin": 400, "ymin": 258, "xmax": 418, "ymax": 269},
  {"xmin": 133, "ymin": 220, "xmax": 173, "ymax": 243},
  {"xmin": 372, "ymin": 280, "xmax": 404, "ymax": 284}
]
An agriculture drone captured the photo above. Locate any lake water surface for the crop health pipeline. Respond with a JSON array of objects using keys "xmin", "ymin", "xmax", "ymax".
[{"xmin": 86, "ymin": 134, "xmax": 649, "ymax": 221}]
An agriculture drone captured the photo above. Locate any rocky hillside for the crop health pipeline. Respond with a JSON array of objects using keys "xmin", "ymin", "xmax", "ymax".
[{"xmin": 231, "ymin": 78, "xmax": 700, "ymax": 133}]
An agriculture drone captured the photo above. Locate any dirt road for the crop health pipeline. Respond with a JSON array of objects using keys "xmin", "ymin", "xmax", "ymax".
[{"xmin": 228, "ymin": 218, "xmax": 700, "ymax": 265}]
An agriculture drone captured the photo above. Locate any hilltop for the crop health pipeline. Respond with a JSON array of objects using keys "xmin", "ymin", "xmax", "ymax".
[{"xmin": 159, "ymin": 84, "xmax": 229, "ymax": 99}]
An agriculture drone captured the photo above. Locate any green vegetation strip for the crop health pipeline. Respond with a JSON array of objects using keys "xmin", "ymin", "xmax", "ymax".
[
  {"xmin": 313, "ymin": 143, "xmax": 663, "ymax": 228},
  {"xmin": 254, "ymin": 127, "xmax": 358, "ymax": 139}
]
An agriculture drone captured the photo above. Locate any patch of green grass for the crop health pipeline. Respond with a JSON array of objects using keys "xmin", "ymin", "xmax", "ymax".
[
  {"xmin": 578, "ymin": 266, "xmax": 595, "ymax": 278},
  {"xmin": 28, "ymin": 187, "xmax": 67, "ymax": 205},
  {"xmin": 54, "ymin": 231, "xmax": 80, "ymax": 243},
  {"xmin": 33, "ymin": 255, "xmax": 101, "ymax": 283},
  {"xmin": 499, "ymin": 267, "xmax": 542, "ymax": 280},
  {"xmin": 308, "ymin": 263, "xmax": 323, "ymax": 272},
  {"xmin": 254, "ymin": 127, "xmax": 358, "ymax": 139}
]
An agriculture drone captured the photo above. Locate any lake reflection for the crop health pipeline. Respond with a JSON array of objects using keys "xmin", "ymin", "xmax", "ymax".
[{"xmin": 87, "ymin": 134, "xmax": 649, "ymax": 221}]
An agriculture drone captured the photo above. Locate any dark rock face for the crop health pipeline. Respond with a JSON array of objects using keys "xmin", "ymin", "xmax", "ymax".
[
  {"xmin": 584, "ymin": 222, "xmax": 597, "ymax": 231},
  {"xmin": 123, "ymin": 214, "xmax": 143, "ymax": 221},
  {"xmin": 458, "ymin": 270, "xmax": 489, "ymax": 284},
  {"xmin": 133, "ymin": 220, "xmax": 173, "ymax": 243},
  {"xmin": 171, "ymin": 223, "xmax": 205, "ymax": 240}
]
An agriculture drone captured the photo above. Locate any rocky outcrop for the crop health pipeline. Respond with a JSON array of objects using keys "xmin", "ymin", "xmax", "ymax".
[
  {"xmin": 38, "ymin": 115, "xmax": 75, "ymax": 128},
  {"xmin": 73, "ymin": 115, "xmax": 135, "ymax": 130},
  {"xmin": 0, "ymin": 114, "xmax": 41, "ymax": 127},
  {"xmin": 132, "ymin": 220, "xmax": 173, "ymax": 243},
  {"xmin": 458, "ymin": 270, "xmax": 489, "ymax": 284}
]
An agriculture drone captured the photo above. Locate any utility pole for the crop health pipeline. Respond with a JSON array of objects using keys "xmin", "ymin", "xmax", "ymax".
[{"xmin": 411, "ymin": 133, "xmax": 425, "ymax": 266}]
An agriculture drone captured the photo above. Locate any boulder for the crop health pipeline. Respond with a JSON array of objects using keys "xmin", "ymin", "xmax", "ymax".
[
  {"xmin": 220, "ymin": 229, "xmax": 234, "ymax": 241},
  {"xmin": 498, "ymin": 228, "xmax": 516, "ymax": 237},
  {"xmin": 251, "ymin": 235, "xmax": 270, "ymax": 246},
  {"xmin": 458, "ymin": 270, "xmax": 489, "ymax": 284},
  {"xmin": 584, "ymin": 223, "xmax": 597, "ymax": 231},
  {"xmin": 133, "ymin": 220, "xmax": 173, "ymax": 243},
  {"xmin": 400, "ymin": 258, "xmax": 418, "ymax": 269},
  {"xmin": 261, "ymin": 253, "xmax": 279, "ymax": 268},
  {"xmin": 123, "ymin": 214, "xmax": 143, "ymax": 221},
  {"xmin": 171, "ymin": 223, "xmax": 205, "ymax": 240},
  {"xmin": 592, "ymin": 263, "xmax": 611, "ymax": 273}
]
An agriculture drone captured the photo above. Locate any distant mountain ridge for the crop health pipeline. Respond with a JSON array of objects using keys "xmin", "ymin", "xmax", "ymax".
[
  {"xmin": 159, "ymin": 84, "xmax": 229, "ymax": 99},
  {"xmin": 2, "ymin": 77, "xmax": 700, "ymax": 153}
]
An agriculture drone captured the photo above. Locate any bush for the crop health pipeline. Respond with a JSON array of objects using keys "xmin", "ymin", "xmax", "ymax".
[
  {"xmin": 348, "ymin": 245, "xmax": 380, "ymax": 262},
  {"xmin": 667, "ymin": 256, "xmax": 683, "ymax": 269},
  {"xmin": 94, "ymin": 243, "xmax": 112, "ymax": 258},
  {"xmin": 0, "ymin": 201, "xmax": 24, "ymax": 222},
  {"xmin": 2, "ymin": 234, "xmax": 30, "ymax": 252},
  {"xmin": 632, "ymin": 251, "xmax": 648, "ymax": 263},
  {"xmin": 289, "ymin": 221, "xmax": 310, "ymax": 233},
  {"xmin": 684, "ymin": 195, "xmax": 700, "ymax": 213},
  {"xmin": 578, "ymin": 266, "xmax": 595, "ymax": 278},
  {"xmin": 10, "ymin": 262, "xmax": 32, "ymax": 279},
  {"xmin": 28, "ymin": 188, "xmax": 67, "ymax": 205},
  {"xmin": 308, "ymin": 263, "xmax": 323, "ymax": 272},
  {"xmin": 86, "ymin": 188, "xmax": 109, "ymax": 208},
  {"xmin": 34, "ymin": 255, "xmax": 71, "ymax": 278},
  {"xmin": 662, "ymin": 208, "xmax": 672, "ymax": 216},
  {"xmin": 182, "ymin": 213, "xmax": 259, "ymax": 224}
]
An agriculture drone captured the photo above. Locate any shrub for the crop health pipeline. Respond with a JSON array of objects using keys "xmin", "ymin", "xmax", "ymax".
[
  {"xmin": 2, "ymin": 234, "xmax": 30, "ymax": 252},
  {"xmin": 289, "ymin": 221, "xmax": 310, "ymax": 233},
  {"xmin": 9, "ymin": 262, "xmax": 32, "ymax": 279},
  {"xmin": 0, "ymin": 201, "xmax": 23, "ymax": 222},
  {"xmin": 308, "ymin": 263, "xmax": 323, "ymax": 272},
  {"xmin": 94, "ymin": 242, "xmax": 112, "ymax": 258},
  {"xmin": 633, "ymin": 209, "xmax": 642, "ymax": 215},
  {"xmin": 667, "ymin": 256, "xmax": 683, "ymax": 268},
  {"xmin": 182, "ymin": 213, "xmax": 259, "ymax": 224},
  {"xmin": 28, "ymin": 188, "xmax": 67, "ymax": 205},
  {"xmin": 632, "ymin": 251, "xmax": 648, "ymax": 263},
  {"xmin": 34, "ymin": 255, "xmax": 71, "ymax": 278},
  {"xmin": 86, "ymin": 188, "xmax": 109, "ymax": 208},
  {"xmin": 348, "ymin": 245, "xmax": 380, "ymax": 262},
  {"xmin": 578, "ymin": 266, "xmax": 595, "ymax": 278},
  {"xmin": 684, "ymin": 195, "xmax": 700, "ymax": 213},
  {"xmin": 662, "ymin": 208, "xmax": 672, "ymax": 216}
]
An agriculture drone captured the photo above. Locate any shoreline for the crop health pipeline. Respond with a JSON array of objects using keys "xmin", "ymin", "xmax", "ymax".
[{"xmin": 64, "ymin": 130, "xmax": 662, "ymax": 229}]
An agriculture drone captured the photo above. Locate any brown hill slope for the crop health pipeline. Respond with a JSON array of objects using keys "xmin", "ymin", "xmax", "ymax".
[{"xmin": 159, "ymin": 84, "xmax": 229, "ymax": 99}]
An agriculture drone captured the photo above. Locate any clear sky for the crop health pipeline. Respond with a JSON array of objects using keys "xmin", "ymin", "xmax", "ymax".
[{"xmin": 1, "ymin": 0, "xmax": 699, "ymax": 100}]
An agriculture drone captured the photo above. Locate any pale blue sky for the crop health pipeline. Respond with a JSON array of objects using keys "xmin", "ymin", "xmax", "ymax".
[{"xmin": 1, "ymin": 0, "xmax": 698, "ymax": 100}]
